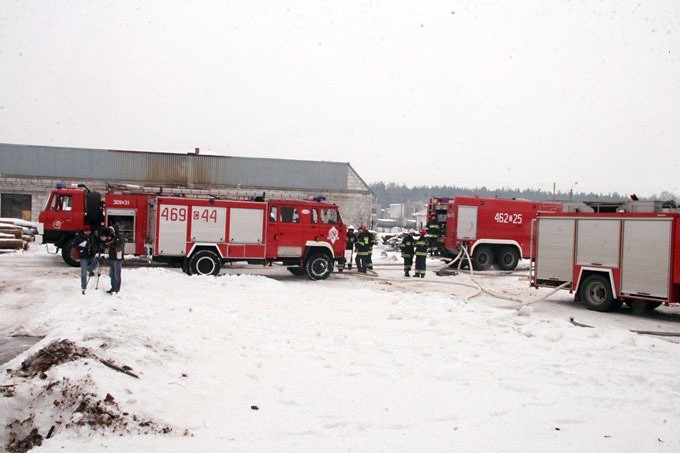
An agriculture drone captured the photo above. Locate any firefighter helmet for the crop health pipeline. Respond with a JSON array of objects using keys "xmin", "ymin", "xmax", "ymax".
[
  {"xmin": 360, "ymin": 224, "xmax": 367, "ymax": 230},
  {"xmin": 419, "ymin": 228, "xmax": 426, "ymax": 235},
  {"xmin": 348, "ymin": 225, "xmax": 355, "ymax": 230}
]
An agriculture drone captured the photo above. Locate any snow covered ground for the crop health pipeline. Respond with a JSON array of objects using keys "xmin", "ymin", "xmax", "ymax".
[{"xmin": 1, "ymin": 245, "xmax": 680, "ymax": 452}]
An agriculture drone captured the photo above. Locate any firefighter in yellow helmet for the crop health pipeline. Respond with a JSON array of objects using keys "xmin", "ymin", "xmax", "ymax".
[{"xmin": 355, "ymin": 224, "xmax": 373, "ymax": 273}]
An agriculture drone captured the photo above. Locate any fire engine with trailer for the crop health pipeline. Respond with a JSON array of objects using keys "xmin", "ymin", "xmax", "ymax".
[
  {"xmin": 531, "ymin": 211, "xmax": 680, "ymax": 313},
  {"xmin": 431, "ymin": 196, "xmax": 563, "ymax": 270},
  {"xmin": 37, "ymin": 184, "xmax": 347, "ymax": 279}
]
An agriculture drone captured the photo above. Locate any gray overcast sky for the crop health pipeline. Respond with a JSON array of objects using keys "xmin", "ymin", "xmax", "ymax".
[{"xmin": 1, "ymin": 1, "xmax": 679, "ymax": 197}]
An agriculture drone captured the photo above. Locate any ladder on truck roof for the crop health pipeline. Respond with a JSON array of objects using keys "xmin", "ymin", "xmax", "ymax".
[
  {"xmin": 105, "ymin": 183, "xmax": 336, "ymax": 204},
  {"xmin": 105, "ymin": 183, "xmax": 265, "ymax": 202}
]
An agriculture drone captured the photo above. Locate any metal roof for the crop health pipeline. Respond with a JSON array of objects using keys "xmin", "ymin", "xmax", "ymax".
[{"xmin": 0, "ymin": 143, "xmax": 369, "ymax": 192}]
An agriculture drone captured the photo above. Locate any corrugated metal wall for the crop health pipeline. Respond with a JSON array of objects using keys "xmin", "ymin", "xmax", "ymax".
[{"xmin": 0, "ymin": 143, "xmax": 356, "ymax": 191}]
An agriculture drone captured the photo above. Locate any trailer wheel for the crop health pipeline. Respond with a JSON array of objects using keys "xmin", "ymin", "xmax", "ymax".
[
  {"xmin": 496, "ymin": 246, "xmax": 519, "ymax": 271},
  {"xmin": 472, "ymin": 246, "xmax": 493, "ymax": 271},
  {"xmin": 287, "ymin": 267, "xmax": 305, "ymax": 276},
  {"xmin": 580, "ymin": 274, "xmax": 617, "ymax": 312},
  {"xmin": 305, "ymin": 253, "xmax": 333, "ymax": 280},
  {"xmin": 189, "ymin": 250, "xmax": 221, "ymax": 276},
  {"xmin": 61, "ymin": 238, "xmax": 80, "ymax": 267}
]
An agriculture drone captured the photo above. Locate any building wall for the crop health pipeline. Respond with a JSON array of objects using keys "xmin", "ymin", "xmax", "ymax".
[{"xmin": 0, "ymin": 143, "xmax": 372, "ymax": 225}]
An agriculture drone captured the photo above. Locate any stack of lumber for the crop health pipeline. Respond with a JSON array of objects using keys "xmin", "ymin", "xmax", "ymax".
[{"xmin": 0, "ymin": 218, "xmax": 39, "ymax": 252}]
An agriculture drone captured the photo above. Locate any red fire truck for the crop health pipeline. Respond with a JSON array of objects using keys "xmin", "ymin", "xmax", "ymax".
[
  {"xmin": 435, "ymin": 196, "xmax": 563, "ymax": 270},
  {"xmin": 37, "ymin": 184, "xmax": 347, "ymax": 279},
  {"xmin": 531, "ymin": 212, "xmax": 680, "ymax": 313}
]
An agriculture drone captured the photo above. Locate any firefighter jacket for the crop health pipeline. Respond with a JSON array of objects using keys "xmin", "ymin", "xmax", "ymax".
[
  {"xmin": 355, "ymin": 230, "xmax": 373, "ymax": 255},
  {"xmin": 346, "ymin": 231, "xmax": 357, "ymax": 251},
  {"xmin": 400, "ymin": 234, "xmax": 415, "ymax": 257},
  {"xmin": 415, "ymin": 235, "xmax": 430, "ymax": 256},
  {"xmin": 426, "ymin": 221, "xmax": 441, "ymax": 237}
]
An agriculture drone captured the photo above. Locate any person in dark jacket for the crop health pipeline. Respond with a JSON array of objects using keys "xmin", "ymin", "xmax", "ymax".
[
  {"xmin": 339, "ymin": 225, "xmax": 357, "ymax": 271},
  {"xmin": 414, "ymin": 228, "xmax": 430, "ymax": 278},
  {"xmin": 76, "ymin": 230, "xmax": 98, "ymax": 294},
  {"xmin": 103, "ymin": 225, "xmax": 126, "ymax": 294},
  {"xmin": 355, "ymin": 224, "xmax": 373, "ymax": 273},
  {"xmin": 400, "ymin": 229, "xmax": 416, "ymax": 277}
]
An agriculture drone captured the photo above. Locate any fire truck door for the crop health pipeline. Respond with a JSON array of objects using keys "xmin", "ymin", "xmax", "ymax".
[
  {"xmin": 106, "ymin": 208, "xmax": 136, "ymax": 254},
  {"xmin": 457, "ymin": 206, "xmax": 478, "ymax": 240},
  {"xmin": 621, "ymin": 219, "xmax": 671, "ymax": 298},
  {"xmin": 269, "ymin": 205, "xmax": 306, "ymax": 257}
]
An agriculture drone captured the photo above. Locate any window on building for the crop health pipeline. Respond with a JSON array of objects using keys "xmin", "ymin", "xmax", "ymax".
[{"xmin": 1, "ymin": 193, "xmax": 32, "ymax": 220}]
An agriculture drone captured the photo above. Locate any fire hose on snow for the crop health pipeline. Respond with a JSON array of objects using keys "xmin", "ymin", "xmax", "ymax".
[{"xmin": 451, "ymin": 244, "xmax": 570, "ymax": 309}]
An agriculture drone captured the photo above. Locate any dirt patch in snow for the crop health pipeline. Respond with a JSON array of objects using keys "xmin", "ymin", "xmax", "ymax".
[{"xmin": 2, "ymin": 340, "xmax": 183, "ymax": 452}]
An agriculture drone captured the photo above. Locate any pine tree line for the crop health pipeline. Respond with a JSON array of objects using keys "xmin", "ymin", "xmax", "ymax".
[{"xmin": 370, "ymin": 182, "xmax": 677, "ymax": 207}]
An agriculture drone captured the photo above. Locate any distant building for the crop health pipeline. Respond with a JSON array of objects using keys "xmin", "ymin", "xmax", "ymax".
[
  {"xmin": 413, "ymin": 208, "xmax": 427, "ymax": 229},
  {"xmin": 0, "ymin": 143, "xmax": 372, "ymax": 224}
]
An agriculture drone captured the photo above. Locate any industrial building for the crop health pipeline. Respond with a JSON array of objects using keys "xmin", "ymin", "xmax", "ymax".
[{"xmin": 0, "ymin": 143, "xmax": 372, "ymax": 226}]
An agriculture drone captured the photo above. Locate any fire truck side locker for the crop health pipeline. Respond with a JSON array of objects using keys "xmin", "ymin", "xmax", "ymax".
[
  {"xmin": 534, "ymin": 218, "xmax": 575, "ymax": 283},
  {"xmin": 156, "ymin": 198, "xmax": 190, "ymax": 257},
  {"xmin": 456, "ymin": 205, "xmax": 478, "ymax": 240},
  {"xmin": 106, "ymin": 207, "xmax": 137, "ymax": 254},
  {"xmin": 227, "ymin": 206, "xmax": 265, "ymax": 258},
  {"xmin": 620, "ymin": 219, "xmax": 672, "ymax": 299}
]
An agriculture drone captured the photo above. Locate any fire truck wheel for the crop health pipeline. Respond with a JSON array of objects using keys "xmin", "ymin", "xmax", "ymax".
[
  {"xmin": 496, "ymin": 247, "xmax": 519, "ymax": 271},
  {"xmin": 580, "ymin": 274, "xmax": 617, "ymax": 312},
  {"xmin": 189, "ymin": 250, "xmax": 221, "ymax": 276},
  {"xmin": 287, "ymin": 267, "xmax": 305, "ymax": 276},
  {"xmin": 61, "ymin": 238, "xmax": 80, "ymax": 267},
  {"xmin": 305, "ymin": 253, "xmax": 333, "ymax": 280},
  {"xmin": 472, "ymin": 246, "xmax": 493, "ymax": 271}
]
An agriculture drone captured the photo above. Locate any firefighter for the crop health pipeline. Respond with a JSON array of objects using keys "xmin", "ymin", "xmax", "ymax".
[
  {"xmin": 414, "ymin": 228, "xmax": 430, "ymax": 278},
  {"xmin": 400, "ymin": 229, "xmax": 416, "ymax": 277},
  {"xmin": 426, "ymin": 215, "xmax": 440, "ymax": 256},
  {"xmin": 355, "ymin": 224, "xmax": 372, "ymax": 273}
]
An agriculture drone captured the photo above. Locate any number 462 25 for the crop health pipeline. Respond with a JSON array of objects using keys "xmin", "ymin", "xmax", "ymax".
[{"xmin": 494, "ymin": 212, "xmax": 522, "ymax": 224}]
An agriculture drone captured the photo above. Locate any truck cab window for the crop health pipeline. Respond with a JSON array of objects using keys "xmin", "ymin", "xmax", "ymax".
[
  {"xmin": 270, "ymin": 206, "xmax": 278, "ymax": 222},
  {"xmin": 321, "ymin": 208, "xmax": 338, "ymax": 224},
  {"xmin": 53, "ymin": 195, "xmax": 73, "ymax": 211},
  {"xmin": 280, "ymin": 206, "xmax": 299, "ymax": 223}
]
